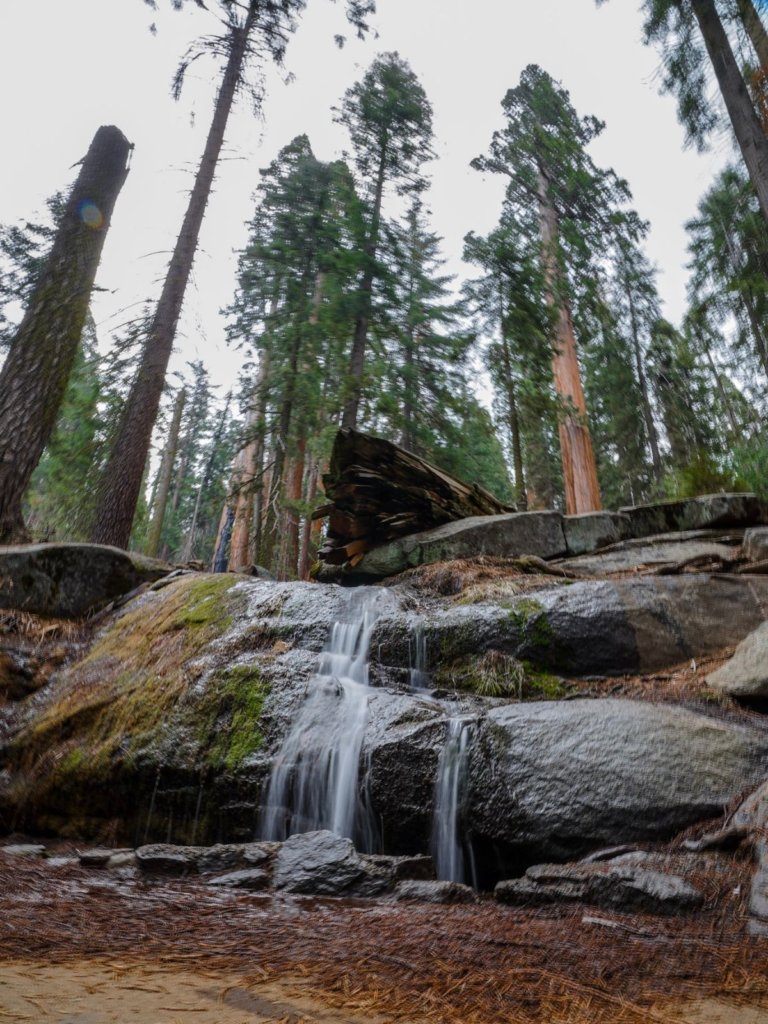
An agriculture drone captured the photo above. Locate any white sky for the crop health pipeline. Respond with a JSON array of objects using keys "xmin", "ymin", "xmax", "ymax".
[{"xmin": 0, "ymin": 0, "xmax": 731, "ymax": 410}]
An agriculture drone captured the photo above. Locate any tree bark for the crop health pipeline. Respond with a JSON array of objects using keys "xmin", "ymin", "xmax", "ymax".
[
  {"xmin": 0, "ymin": 125, "xmax": 130, "ymax": 543},
  {"xmin": 341, "ymin": 139, "xmax": 388, "ymax": 429},
  {"xmin": 536, "ymin": 170, "xmax": 602, "ymax": 515},
  {"xmin": 298, "ymin": 456, "xmax": 320, "ymax": 579},
  {"xmin": 691, "ymin": 0, "xmax": 768, "ymax": 225},
  {"xmin": 145, "ymin": 386, "xmax": 186, "ymax": 558},
  {"xmin": 91, "ymin": 9, "xmax": 255, "ymax": 549}
]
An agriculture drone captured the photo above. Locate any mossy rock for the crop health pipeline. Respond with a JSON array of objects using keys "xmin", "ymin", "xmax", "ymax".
[{"xmin": 432, "ymin": 649, "xmax": 571, "ymax": 700}]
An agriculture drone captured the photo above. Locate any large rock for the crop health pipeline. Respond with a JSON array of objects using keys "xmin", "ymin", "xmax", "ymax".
[
  {"xmin": 618, "ymin": 493, "xmax": 768, "ymax": 539},
  {"xmin": 373, "ymin": 575, "xmax": 768, "ymax": 677},
  {"xmin": 495, "ymin": 861, "xmax": 703, "ymax": 915},
  {"xmin": 707, "ymin": 622, "xmax": 768, "ymax": 700},
  {"xmin": 466, "ymin": 700, "xmax": 768, "ymax": 864},
  {"xmin": 354, "ymin": 512, "xmax": 566, "ymax": 579},
  {"xmin": 562, "ymin": 512, "xmax": 632, "ymax": 557},
  {"xmin": 0, "ymin": 543, "xmax": 170, "ymax": 618},
  {"xmin": 273, "ymin": 830, "xmax": 391, "ymax": 897}
]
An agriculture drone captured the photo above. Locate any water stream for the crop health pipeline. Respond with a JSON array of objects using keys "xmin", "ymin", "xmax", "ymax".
[
  {"xmin": 259, "ymin": 587, "xmax": 395, "ymax": 851},
  {"xmin": 432, "ymin": 716, "xmax": 476, "ymax": 885}
]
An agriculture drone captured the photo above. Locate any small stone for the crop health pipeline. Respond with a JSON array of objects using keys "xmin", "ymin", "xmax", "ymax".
[
  {"xmin": 363, "ymin": 853, "xmax": 435, "ymax": 881},
  {"xmin": 1, "ymin": 844, "xmax": 46, "ymax": 858},
  {"xmin": 78, "ymin": 848, "xmax": 132, "ymax": 867},
  {"xmin": 395, "ymin": 880, "xmax": 476, "ymax": 903},
  {"xmin": 135, "ymin": 844, "xmax": 202, "ymax": 874},
  {"xmin": 206, "ymin": 868, "xmax": 270, "ymax": 890}
]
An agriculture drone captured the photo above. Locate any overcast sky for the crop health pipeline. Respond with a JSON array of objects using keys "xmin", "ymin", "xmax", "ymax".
[{"xmin": 0, "ymin": 0, "xmax": 731, "ymax": 409}]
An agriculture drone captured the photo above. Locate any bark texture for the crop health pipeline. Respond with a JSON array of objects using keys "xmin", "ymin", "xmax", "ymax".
[
  {"xmin": 537, "ymin": 171, "xmax": 602, "ymax": 515},
  {"xmin": 0, "ymin": 125, "xmax": 130, "ymax": 543}
]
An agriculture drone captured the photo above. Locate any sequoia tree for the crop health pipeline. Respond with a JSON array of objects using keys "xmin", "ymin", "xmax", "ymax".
[
  {"xmin": 91, "ymin": 0, "xmax": 375, "ymax": 549},
  {"xmin": 473, "ymin": 67, "xmax": 630, "ymax": 513},
  {"xmin": 335, "ymin": 52, "xmax": 434, "ymax": 428},
  {"xmin": 0, "ymin": 125, "xmax": 130, "ymax": 543}
]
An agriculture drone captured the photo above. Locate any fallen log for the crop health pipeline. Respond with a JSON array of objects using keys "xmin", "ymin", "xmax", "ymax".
[{"xmin": 313, "ymin": 429, "xmax": 515, "ymax": 568}]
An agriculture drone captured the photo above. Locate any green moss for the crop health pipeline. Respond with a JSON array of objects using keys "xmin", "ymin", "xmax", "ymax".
[
  {"xmin": 9, "ymin": 574, "xmax": 247, "ymax": 799},
  {"xmin": 433, "ymin": 650, "xmax": 571, "ymax": 701},
  {"xmin": 201, "ymin": 664, "xmax": 271, "ymax": 771}
]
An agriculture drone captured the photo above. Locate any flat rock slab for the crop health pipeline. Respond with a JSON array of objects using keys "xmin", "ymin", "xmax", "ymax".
[
  {"xmin": 467, "ymin": 699, "xmax": 768, "ymax": 861},
  {"xmin": 557, "ymin": 531, "xmax": 743, "ymax": 577},
  {"xmin": 206, "ymin": 868, "xmax": 271, "ymax": 890},
  {"xmin": 707, "ymin": 621, "xmax": 768, "ymax": 699},
  {"xmin": 495, "ymin": 861, "xmax": 703, "ymax": 915},
  {"xmin": 618, "ymin": 493, "xmax": 768, "ymax": 539},
  {"xmin": 354, "ymin": 512, "xmax": 566, "ymax": 579},
  {"xmin": 136, "ymin": 842, "xmax": 276, "ymax": 875},
  {"xmin": 0, "ymin": 543, "xmax": 170, "ymax": 618}
]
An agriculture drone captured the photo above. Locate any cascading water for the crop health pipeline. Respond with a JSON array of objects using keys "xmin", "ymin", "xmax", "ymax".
[
  {"xmin": 432, "ymin": 716, "xmax": 476, "ymax": 885},
  {"xmin": 259, "ymin": 587, "xmax": 394, "ymax": 851},
  {"xmin": 408, "ymin": 616, "xmax": 429, "ymax": 689}
]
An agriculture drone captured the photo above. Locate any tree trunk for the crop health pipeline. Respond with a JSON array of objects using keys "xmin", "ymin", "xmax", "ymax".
[
  {"xmin": 498, "ymin": 275, "xmax": 527, "ymax": 510},
  {"xmin": 692, "ymin": 0, "xmax": 768, "ymax": 225},
  {"xmin": 341, "ymin": 140, "xmax": 388, "ymax": 429},
  {"xmin": 227, "ymin": 407, "xmax": 258, "ymax": 570},
  {"xmin": 90, "ymin": 9, "xmax": 255, "ymax": 549},
  {"xmin": 736, "ymin": 0, "xmax": 768, "ymax": 70},
  {"xmin": 298, "ymin": 457, "xmax": 320, "ymax": 579},
  {"xmin": 180, "ymin": 393, "xmax": 231, "ymax": 562},
  {"xmin": 536, "ymin": 170, "xmax": 602, "ymax": 515},
  {"xmin": 0, "ymin": 126, "xmax": 130, "ymax": 543},
  {"xmin": 625, "ymin": 279, "xmax": 663, "ymax": 480},
  {"xmin": 145, "ymin": 387, "xmax": 186, "ymax": 558},
  {"xmin": 278, "ymin": 440, "xmax": 305, "ymax": 579}
]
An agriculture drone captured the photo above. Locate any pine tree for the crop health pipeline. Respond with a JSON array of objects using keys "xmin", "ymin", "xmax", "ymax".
[
  {"xmin": 335, "ymin": 52, "xmax": 435, "ymax": 428},
  {"xmin": 0, "ymin": 126, "xmax": 131, "ymax": 543}
]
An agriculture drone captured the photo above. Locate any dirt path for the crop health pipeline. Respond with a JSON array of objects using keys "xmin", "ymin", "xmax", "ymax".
[{"xmin": 0, "ymin": 960, "xmax": 394, "ymax": 1024}]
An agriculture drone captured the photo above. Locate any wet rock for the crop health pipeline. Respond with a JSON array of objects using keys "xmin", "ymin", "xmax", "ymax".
[
  {"xmin": 0, "ymin": 543, "xmax": 171, "ymax": 618},
  {"xmin": 579, "ymin": 845, "xmax": 643, "ymax": 864},
  {"xmin": 375, "ymin": 575, "xmax": 768, "ymax": 678},
  {"xmin": 106, "ymin": 851, "xmax": 137, "ymax": 869},
  {"xmin": 395, "ymin": 879, "xmax": 476, "ymax": 903},
  {"xmin": 618, "ymin": 493, "xmax": 768, "ymax": 539},
  {"xmin": 196, "ymin": 842, "xmax": 275, "ymax": 874},
  {"xmin": 273, "ymin": 830, "xmax": 391, "ymax": 897},
  {"xmin": 563, "ymin": 512, "xmax": 632, "ymax": 556},
  {"xmin": 363, "ymin": 853, "xmax": 435, "ymax": 881},
  {"xmin": 495, "ymin": 861, "xmax": 703, "ymax": 915},
  {"xmin": 354, "ymin": 512, "xmax": 567, "ymax": 579},
  {"xmin": 706, "ymin": 622, "xmax": 768, "ymax": 700},
  {"xmin": 744, "ymin": 527, "xmax": 768, "ymax": 563},
  {"xmin": 467, "ymin": 700, "xmax": 768, "ymax": 863},
  {"xmin": 206, "ymin": 868, "xmax": 270, "ymax": 890}
]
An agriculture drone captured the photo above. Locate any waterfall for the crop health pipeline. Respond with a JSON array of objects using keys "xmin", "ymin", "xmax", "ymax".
[
  {"xmin": 432, "ymin": 717, "xmax": 475, "ymax": 884},
  {"xmin": 409, "ymin": 615, "xmax": 429, "ymax": 689},
  {"xmin": 259, "ymin": 587, "xmax": 394, "ymax": 850}
]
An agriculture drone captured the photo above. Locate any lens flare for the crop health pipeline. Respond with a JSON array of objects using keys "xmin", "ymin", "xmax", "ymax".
[{"xmin": 78, "ymin": 201, "xmax": 103, "ymax": 229}]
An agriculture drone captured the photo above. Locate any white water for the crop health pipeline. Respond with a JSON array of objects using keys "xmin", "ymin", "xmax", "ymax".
[
  {"xmin": 409, "ymin": 616, "xmax": 429, "ymax": 689},
  {"xmin": 259, "ymin": 587, "xmax": 394, "ymax": 850},
  {"xmin": 432, "ymin": 717, "xmax": 475, "ymax": 884}
]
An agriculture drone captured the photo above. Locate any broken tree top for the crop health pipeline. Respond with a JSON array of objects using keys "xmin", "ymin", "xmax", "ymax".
[{"xmin": 313, "ymin": 428, "xmax": 515, "ymax": 568}]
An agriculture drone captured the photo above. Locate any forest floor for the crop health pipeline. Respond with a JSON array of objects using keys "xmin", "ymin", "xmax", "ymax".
[{"xmin": 1, "ymin": 842, "xmax": 767, "ymax": 1024}]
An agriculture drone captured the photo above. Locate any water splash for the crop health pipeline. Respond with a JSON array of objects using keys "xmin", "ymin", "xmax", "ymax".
[
  {"xmin": 259, "ymin": 587, "xmax": 394, "ymax": 850},
  {"xmin": 432, "ymin": 717, "xmax": 475, "ymax": 884}
]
